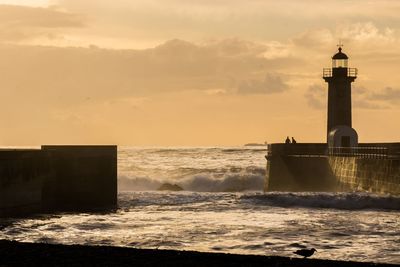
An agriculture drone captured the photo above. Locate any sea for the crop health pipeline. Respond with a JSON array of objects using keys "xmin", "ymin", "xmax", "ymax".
[{"xmin": 1, "ymin": 147, "xmax": 400, "ymax": 264}]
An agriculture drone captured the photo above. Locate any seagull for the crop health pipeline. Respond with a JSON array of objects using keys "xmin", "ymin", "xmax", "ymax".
[{"xmin": 293, "ymin": 248, "xmax": 317, "ymax": 258}]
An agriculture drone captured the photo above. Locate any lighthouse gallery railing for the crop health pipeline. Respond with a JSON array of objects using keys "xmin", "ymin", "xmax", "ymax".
[
  {"xmin": 323, "ymin": 68, "xmax": 358, "ymax": 78},
  {"xmin": 266, "ymin": 144, "xmax": 396, "ymax": 159},
  {"xmin": 328, "ymin": 146, "xmax": 388, "ymax": 159}
]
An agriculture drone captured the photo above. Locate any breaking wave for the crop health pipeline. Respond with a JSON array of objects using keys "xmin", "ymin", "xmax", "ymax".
[
  {"xmin": 118, "ymin": 166, "xmax": 265, "ymax": 192},
  {"xmin": 116, "ymin": 190, "xmax": 400, "ymax": 211},
  {"xmin": 118, "ymin": 146, "xmax": 268, "ymax": 192},
  {"xmin": 241, "ymin": 192, "xmax": 400, "ymax": 211}
]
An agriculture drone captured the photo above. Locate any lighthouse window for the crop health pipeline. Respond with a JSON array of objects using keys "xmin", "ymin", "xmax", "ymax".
[{"xmin": 332, "ymin": 59, "xmax": 348, "ymax": 68}]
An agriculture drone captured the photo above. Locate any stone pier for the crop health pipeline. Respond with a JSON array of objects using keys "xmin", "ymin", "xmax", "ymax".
[
  {"xmin": 265, "ymin": 143, "xmax": 400, "ymax": 195},
  {"xmin": 0, "ymin": 145, "xmax": 117, "ymax": 217}
]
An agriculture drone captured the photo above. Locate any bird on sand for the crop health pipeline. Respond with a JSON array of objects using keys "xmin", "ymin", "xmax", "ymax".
[{"xmin": 293, "ymin": 248, "xmax": 317, "ymax": 258}]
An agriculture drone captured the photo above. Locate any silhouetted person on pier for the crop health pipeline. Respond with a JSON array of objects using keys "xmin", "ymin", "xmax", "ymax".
[
  {"xmin": 285, "ymin": 136, "xmax": 291, "ymax": 144},
  {"xmin": 291, "ymin": 137, "xmax": 297, "ymax": 144}
]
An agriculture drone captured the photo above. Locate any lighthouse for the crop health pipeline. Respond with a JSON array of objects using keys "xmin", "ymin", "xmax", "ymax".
[{"xmin": 323, "ymin": 46, "xmax": 358, "ymax": 148}]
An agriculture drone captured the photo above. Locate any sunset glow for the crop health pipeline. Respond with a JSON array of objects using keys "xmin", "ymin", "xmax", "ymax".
[{"xmin": 1, "ymin": 0, "xmax": 399, "ymax": 145}]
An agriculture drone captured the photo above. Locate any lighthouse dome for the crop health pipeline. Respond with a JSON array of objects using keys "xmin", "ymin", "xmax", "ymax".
[
  {"xmin": 332, "ymin": 47, "xmax": 348, "ymax": 68},
  {"xmin": 332, "ymin": 47, "xmax": 348, "ymax": 59}
]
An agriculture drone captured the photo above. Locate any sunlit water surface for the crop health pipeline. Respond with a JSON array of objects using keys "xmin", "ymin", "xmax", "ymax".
[{"xmin": 1, "ymin": 147, "xmax": 399, "ymax": 264}]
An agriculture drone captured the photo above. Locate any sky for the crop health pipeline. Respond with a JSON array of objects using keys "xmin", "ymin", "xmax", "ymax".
[{"xmin": 0, "ymin": 0, "xmax": 399, "ymax": 146}]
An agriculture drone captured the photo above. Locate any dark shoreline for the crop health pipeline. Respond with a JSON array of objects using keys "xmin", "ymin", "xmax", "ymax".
[{"xmin": 0, "ymin": 240, "xmax": 396, "ymax": 267}]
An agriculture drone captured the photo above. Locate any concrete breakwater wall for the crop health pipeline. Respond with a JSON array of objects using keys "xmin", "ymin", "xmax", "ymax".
[
  {"xmin": 329, "ymin": 157, "xmax": 400, "ymax": 195},
  {"xmin": 265, "ymin": 155, "xmax": 336, "ymax": 192},
  {"xmin": 41, "ymin": 146, "xmax": 118, "ymax": 211},
  {"xmin": 0, "ymin": 146, "xmax": 117, "ymax": 217},
  {"xmin": 265, "ymin": 143, "xmax": 335, "ymax": 192},
  {"xmin": 0, "ymin": 150, "xmax": 47, "ymax": 217},
  {"xmin": 265, "ymin": 143, "xmax": 400, "ymax": 195}
]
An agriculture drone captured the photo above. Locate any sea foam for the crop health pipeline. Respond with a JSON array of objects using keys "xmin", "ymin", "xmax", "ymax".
[
  {"xmin": 241, "ymin": 192, "xmax": 400, "ymax": 211},
  {"xmin": 118, "ymin": 166, "xmax": 265, "ymax": 192}
]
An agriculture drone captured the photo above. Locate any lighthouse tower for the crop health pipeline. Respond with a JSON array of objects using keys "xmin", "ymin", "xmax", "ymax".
[{"xmin": 323, "ymin": 46, "xmax": 358, "ymax": 148}]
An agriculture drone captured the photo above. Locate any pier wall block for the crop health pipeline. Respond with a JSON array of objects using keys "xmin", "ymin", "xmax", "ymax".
[
  {"xmin": 41, "ymin": 145, "xmax": 118, "ymax": 211},
  {"xmin": 0, "ymin": 150, "xmax": 48, "ymax": 217},
  {"xmin": 265, "ymin": 143, "xmax": 400, "ymax": 195},
  {"xmin": 266, "ymin": 155, "xmax": 336, "ymax": 192},
  {"xmin": 265, "ymin": 143, "xmax": 335, "ymax": 192},
  {"xmin": 329, "ymin": 157, "xmax": 400, "ymax": 195}
]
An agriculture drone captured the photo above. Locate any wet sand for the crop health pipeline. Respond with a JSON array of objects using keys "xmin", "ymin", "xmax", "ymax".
[{"xmin": 0, "ymin": 240, "xmax": 396, "ymax": 267}]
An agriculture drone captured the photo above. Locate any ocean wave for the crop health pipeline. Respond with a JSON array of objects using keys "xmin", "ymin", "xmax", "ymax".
[
  {"xmin": 219, "ymin": 148, "xmax": 266, "ymax": 153},
  {"xmin": 181, "ymin": 173, "xmax": 264, "ymax": 192},
  {"xmin": 118, "ymin": 167, "xmax": 265, "ymax": 192},
  {"xmin": 241, "ymin": 192, "xmax": 400, "ymax": 211},
  {"xmin": 125, "ymin": 147, "xmax": 267, "ymax": 154}
]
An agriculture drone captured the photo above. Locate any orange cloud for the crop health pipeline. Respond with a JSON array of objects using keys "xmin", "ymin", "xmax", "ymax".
[{"xmin": 0, "ymin": 4, "xmax": 84, "ymax": 42}]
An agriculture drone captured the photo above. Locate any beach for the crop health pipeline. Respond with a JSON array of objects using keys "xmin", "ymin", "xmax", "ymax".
[{"xmin": 0, "ymin": 240, "xmax": 397, "ymax": 267}]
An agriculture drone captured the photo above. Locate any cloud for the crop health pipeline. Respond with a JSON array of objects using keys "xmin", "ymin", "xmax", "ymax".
[
  {"xmin": 351, "ymin": 86, "xmax": 392, "ymax": 109},
  {"xmin": 337, "ymin": 22, "xmax": 396, "ymax": 44},
  {"xmin": 51, "ymin": 0, "xmax": 400, "ymax": 50},
  {"xmin": 0, "ymin": 38, "xmax": 294, "ymax": 108},
  {"xmin": 303, "ymin": 84, "xmax": 392, "ymax": 110},
  {"xmin": 353, "ymin": 99, "xmax": 387, "ymax": 109},
  {"xmin": 304, "ymin": 84, "xmax": 326, "ymax": 109},
  {"xmin": 0, "ymin": 37, "xmax": 307, "ymax": 145},
  {"xmin": 350, "ymin": 86, "xmax": 387, "ymax": 109},
  {"xmin": 0, "ymin": 4, "xmax": 85, "ymax": 42},
  {"xmin": 353, "ymin": 86, "xmax": 368, "ymax": 95},
  {"xmin": 237, "ymin": 73, "xmax": 289, "ymax": 95},
  {"xmin": 292, "ymin": 28, "xmax": 334, "ymax": 50},
  {"xmin": 289, "ymin": 22, "xmax": 400, "ymax": 64},
  {"xmin": 370, "ymin": 87, "xmax": 400, "ymax": 103}
]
